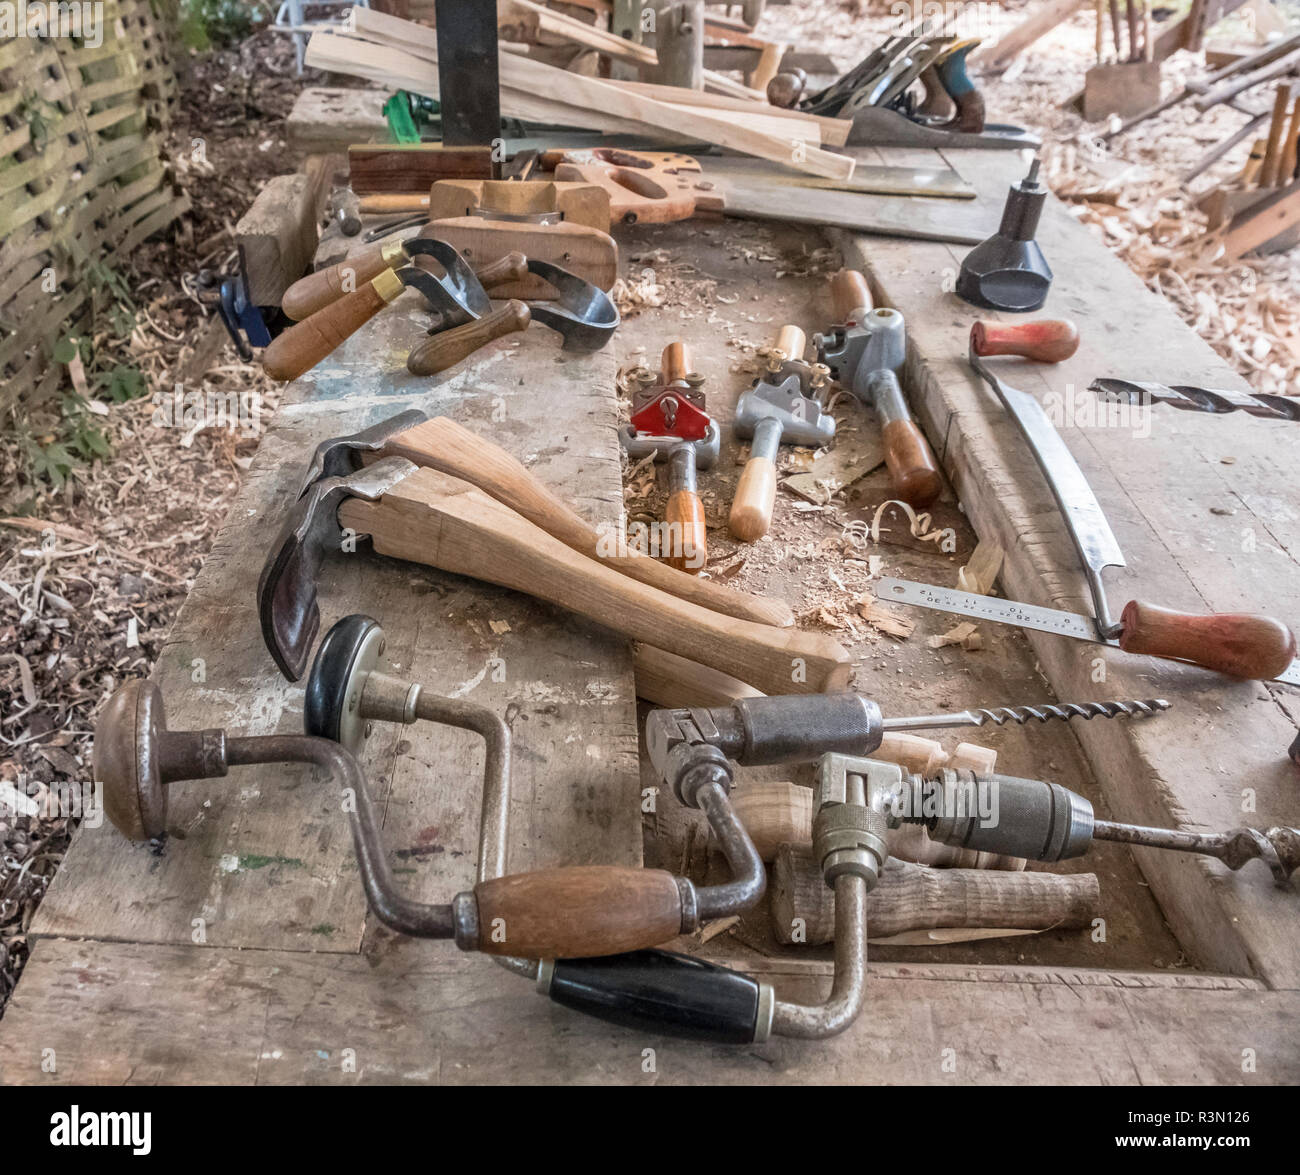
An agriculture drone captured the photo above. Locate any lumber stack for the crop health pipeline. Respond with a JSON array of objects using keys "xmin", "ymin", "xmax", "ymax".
[{"xmin": 304, "ymin": 8, "xmax": 854, "ymax": 182}]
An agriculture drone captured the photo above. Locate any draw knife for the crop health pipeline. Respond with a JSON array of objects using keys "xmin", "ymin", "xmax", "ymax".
[{"xmin": 874, "ymin": 322, "xmax": 1298, "ymax": 684}]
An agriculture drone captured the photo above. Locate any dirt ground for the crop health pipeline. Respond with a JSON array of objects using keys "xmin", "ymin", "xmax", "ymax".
[{"xmin": 3, "ymin": 6, "xmax": 1296, "ymax": 1012}]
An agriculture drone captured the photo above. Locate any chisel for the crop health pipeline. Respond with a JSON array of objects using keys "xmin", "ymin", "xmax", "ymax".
[{"xmin": 874, "ymin": 320, "xmax": 1299, "ymax": 683}]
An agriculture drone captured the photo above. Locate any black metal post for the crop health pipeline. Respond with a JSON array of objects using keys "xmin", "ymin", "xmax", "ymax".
[{"xmin": 434, "ymin": 0, "xmax": 502, "ymax": 147}]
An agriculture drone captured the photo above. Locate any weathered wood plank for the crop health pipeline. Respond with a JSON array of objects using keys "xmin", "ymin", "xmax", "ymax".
[
  {"xmin": 30, "ymin": 291, "xmax": 642, "ymax": 952},
  {"xmin": 0, "ymin": 938, "xmax": 1293, "ymax": 1084},
  {"xmin": 835, "ymin": 147, "xmax": 1300, "ymax": 986}
]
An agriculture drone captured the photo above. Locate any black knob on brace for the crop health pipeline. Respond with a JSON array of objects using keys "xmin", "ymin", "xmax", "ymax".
[{"xmin": 547, "ymin": 950, "xmax": 762, "ymax": 1043}]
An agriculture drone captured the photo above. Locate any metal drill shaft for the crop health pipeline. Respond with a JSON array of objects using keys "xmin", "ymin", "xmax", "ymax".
[
  {"xmin": 883, "ymin": 699, "xmax": 1170, "ymax": 732},
  {"xmin": 1092, "ymin": 820, "xmax": 1300, "ymax": 887},
  {"xmin": 1090, "ymin": 379, "xmax": 1300, "ymax": 422}
]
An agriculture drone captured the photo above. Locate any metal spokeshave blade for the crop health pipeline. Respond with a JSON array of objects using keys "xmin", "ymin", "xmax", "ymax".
[
  {"xmin": 969, "ymin": 342, "xmax": 1126, "ymax": 640},
  {"xmin": 873, "ymin": 578, "xmax": 1300, "ymax": 686}
]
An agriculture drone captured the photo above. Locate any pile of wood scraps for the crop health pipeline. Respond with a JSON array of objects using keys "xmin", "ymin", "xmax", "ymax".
[{"xmin": 305, "ymin": 7, "xmax": 853, "ymax": 181}]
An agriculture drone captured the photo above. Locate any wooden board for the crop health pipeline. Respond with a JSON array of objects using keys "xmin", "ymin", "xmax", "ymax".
[
  {"xmin": 836, "ymin": 146, "xmax": 1300, "ymax": 988},
  {"xmin": 2, "ymin": 938, "xmax": 1294, "ymax": 1084},
  {"xmin": 26, "ymin": 288, "xmax": 642, "ymax": 952},
  {"xmin": 286, "ymin": 88, "xmax": 388, "ymax": 155}
]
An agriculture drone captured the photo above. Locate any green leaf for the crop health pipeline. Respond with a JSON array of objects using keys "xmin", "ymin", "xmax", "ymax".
[{"xmin": 53, "ymin": 336, "xmax": 79, "ymax": 364}]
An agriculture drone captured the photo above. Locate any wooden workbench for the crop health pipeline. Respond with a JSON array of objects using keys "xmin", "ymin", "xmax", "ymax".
[{"xmin": 1, "ymin": 148, "xmax": 1297, "ymax": 1084}]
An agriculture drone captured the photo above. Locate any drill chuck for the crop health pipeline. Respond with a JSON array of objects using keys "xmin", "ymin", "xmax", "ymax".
[{"xmin": 903, "ymin": 770, "xmax": 1095, "ymax": 863}]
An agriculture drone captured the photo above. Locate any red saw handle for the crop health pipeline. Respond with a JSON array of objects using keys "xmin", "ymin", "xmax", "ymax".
[
  {"xmin": 1120, "ymin": 600, "xmax": 1297, "ymax": 680},
  {"xmin": 971, "ymin": 319, "xmax": 1080, "ymax": 363}
]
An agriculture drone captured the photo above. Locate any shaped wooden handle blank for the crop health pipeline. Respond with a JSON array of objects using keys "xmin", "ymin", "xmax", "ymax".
[
  {"xmin": 970, "ymin": 319, "xmax": 1080, "ymax": 363},
  {"xmin": 665, "ymin": 487, "xmax": 708, "ymax": 574},
  {"xmin": 830, "ymin": 268, "xmax": 873, "ymax": 320},
  {"xmin": 262, "ymin": 273, "xmax": 400, "ymax": 381},
  {"xmin": 1119, "ymin": 600, "xmax": 1297, "ymax": 680},
  {"xmin": 380, "ymin": 417, "xmax": 795, "ymax": 627},
  {"xmin": 470, "ymin": 867, "xmax": 683, "ymax": 958},
  {"xmin": 729, "ymin": 456, "xmax": 777, "ymax": 542},
  {"xmin": 882, "ymin": 418, "xmax": 942, "ymax": 506},
  {"xmin": 282, "ymin": 244, "xmax": 392, "ymax": 321},
  {"xmin": 406, "ymin": 301, "xmax": 531, "ymax": 376}
]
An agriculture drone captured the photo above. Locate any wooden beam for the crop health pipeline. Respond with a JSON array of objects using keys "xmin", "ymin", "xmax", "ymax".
[{"xmin": 978, "ymin": 0, "xmax": 1088, "ymax": 73}]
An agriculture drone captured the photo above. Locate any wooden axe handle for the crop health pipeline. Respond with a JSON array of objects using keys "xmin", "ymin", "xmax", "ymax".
[
  {"xmin": 406, "ymin": 301, "xmax": 531, "ymax": 376},
  {"xmin": 337, "ymin": 468, "xmax": 850, "ymax": 696},
  {"xmin": 377, "ymin": 417, "xmax": 794, "ymax": 628}
]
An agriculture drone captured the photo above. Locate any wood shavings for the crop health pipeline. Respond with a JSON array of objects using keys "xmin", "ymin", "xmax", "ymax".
[
  {"xmin": 488, "ymin": 619, "xmax": 512, "ymax": 635},
  {"xmin": 857, "ymin": 597, "xmax": 915, "ymax": 640},
  {"xmin": 957, "ymin": 541, "xmax": 1004, "ymax": 595},
  {"xmin": 928, "ymin": 622, "xmax": 982, "ymax": 651},
  {"xmin": 784, "ymin": 429, "xmax": 885, "ymax": 504}
]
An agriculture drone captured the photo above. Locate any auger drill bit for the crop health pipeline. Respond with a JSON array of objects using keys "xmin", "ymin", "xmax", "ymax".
[
  {"xmin": 1091, "ymin": 820, "xmax": 1300, "ymax": 886},
  {"xmin": 1090, "ymin": 378, "xmax": 1300, "ymax": 423},
  {"xmin": 881, "ymin": 699, "xmax": 1170, "ymax": 732}
]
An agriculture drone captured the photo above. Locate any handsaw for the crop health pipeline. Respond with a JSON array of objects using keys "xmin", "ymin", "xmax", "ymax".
[{"xmin": 874, "ymin": 320, "xmax": 1298, "ymax": 684}]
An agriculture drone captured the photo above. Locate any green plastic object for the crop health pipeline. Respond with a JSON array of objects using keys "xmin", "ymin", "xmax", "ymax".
[{"xmin": 382, "ymin": 92, "xmax": 441, "ymax": 144}]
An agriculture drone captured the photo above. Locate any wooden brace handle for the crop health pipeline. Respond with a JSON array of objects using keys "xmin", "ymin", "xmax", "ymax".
[
  {"xmin": 830, "ymin": 268, "xmax": 873, "ymax": 321},
  {"xmin": 665, "ymin": 487, "xmax": 707, "ymax": 574},
  {"xmin": 471, "ymin": 867, "xmax": 683, "ymax": 958},
  {"xmin": 337, "ymin": 468, "xmax": 851, "ymax": 695},
  {"xmin": 970, "ymin": 319, "xmax": 1080, "ymax": 363},
  {"xmin": 377, "ymin": 417, "xmax": 794, "ymax": 628},
  {"xmin": 1119, "ymin": 600, "xmax": 1297, "ymax": 680},
  {"xmin": 262, "ymin": 271, "xmax": 401, "ymax": 381},
  {"xmin": 406, "ymin": 300, "xmax": 531, "ymax": 376},
  {"xmin": 881, "ymin": 418, "xmax": 943, "ymax": 507},
  {"xmin": 282, "ymin": 242, "xmax": 396, "ymax": 321},
  {"xmin": 729, "ymin": 454, "xmax": 777, "ymax": 542}
]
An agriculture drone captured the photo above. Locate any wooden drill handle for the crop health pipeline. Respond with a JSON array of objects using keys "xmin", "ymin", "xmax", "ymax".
[
  {"xmin": 729, "ymin": 454, "xmax": 777, "ymax": 542},
  {"xmin": 262, "ymin": 272, "xmax": 401, "ymax": 381},
  {"xmin": 472, "ymin": 867, "xmax": 682, "ymax": 958},
  {"xmin": 376, "ymin": 417, "xmax": 794, "ymax": 628},
  {"xmin": 970, "ymin": 319, "xmax": 1080, "ymax": 363},
  {"xmin": 660, "ymin": 340, "xmax": 692, "ymax": 383},
  {"xmin": 357, "ymin": 193, "xmax": 430, "ymax": 213},
  {"xmin": 282, "ymin": 243, "xmax": 392, "ymax": 321},
  {"xmin": 665, "ymin": 487, "xmax": 707, "ymax": 574},
  {"xmin": 881, "ymin": 418, "xmax": 943, "ymax": 506},
  {"xmin": 472, "ymin": 250, "xmax": 528, "ymax": 288},
  {"xmin": 830, "ymin": 268, "xmax": 873, "ymax": 320},
  {"xmin": 1119, "ymin": 600, "xmax": 1297, "ymax": 680},
  {"xmin": 406, "ymin": 301, "xmax": 531, "ymax": 376},
  {"xmin": 337, "ymin": 468, "xmax": 851, "ymax": 695}
]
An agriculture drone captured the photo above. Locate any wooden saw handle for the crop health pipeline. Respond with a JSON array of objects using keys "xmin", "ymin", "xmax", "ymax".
[
  {"xmin": 376, "ymin": 417, "xmax": 794, "ymax": 628},
  {"xmin": 830, "ymin": 268, "xmax": 873, "ymax": 320},
  {"xmin": 262, "ymin": 271, "xmax": 402, "ymax": 381},
  {"xmin": 882, "ymin": 417, "xmax": 943, "ymax": 507},
  {"xmin": 729, "ymin": 455, "xmax": 777, "ymax": 542},
  {"xmin": 406, "ymin": 300, "xmax": 531, "ymax": 376},
  {"xmin": 665, "ymin": 484, "xmax": 708, "ymax": 574},
  {"xmin": 970, "ymin": 319, "xmax": 1080, "ymax": 363},
  {"xmin": 282, "ymin": 243, "xmax": 394, "ymax": 321},
  {"xmin": 471, "ymin": 867, "xmax": 683, "ymax": 957},
  {"xmin": 336, "ymin": 468, "xmax": 851, "ymax": 695},
  {"xmin": 1119, "ymin": 600, "xmax": 1297, "ymax": 680}
]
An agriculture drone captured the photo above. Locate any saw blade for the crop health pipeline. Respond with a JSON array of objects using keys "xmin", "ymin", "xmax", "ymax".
[{"xmin": 873, "ymin": 578, "xmax": 1300, "ymax": 686}]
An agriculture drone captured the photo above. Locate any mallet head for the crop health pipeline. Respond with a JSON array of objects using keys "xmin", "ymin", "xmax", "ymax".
[{"xmin": 258, "ymin": 457, "xmax": 419, "ymax": 682}]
